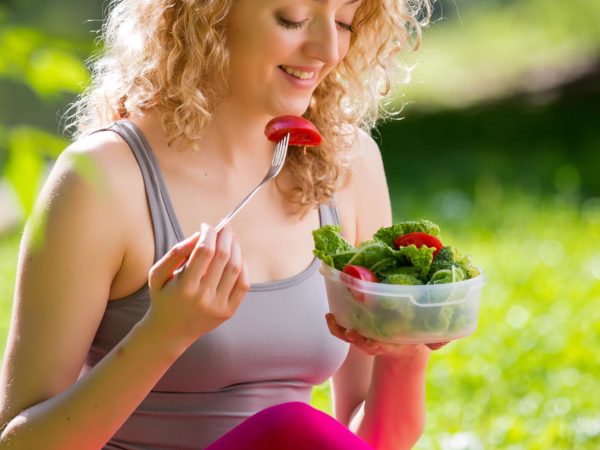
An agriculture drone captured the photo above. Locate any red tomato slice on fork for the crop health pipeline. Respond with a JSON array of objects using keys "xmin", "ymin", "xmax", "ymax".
[{"xmin": 264, "ymin": 115, "xmax": 322, "ymax": 147}]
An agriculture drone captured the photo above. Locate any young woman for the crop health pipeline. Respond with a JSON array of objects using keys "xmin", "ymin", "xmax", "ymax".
[{"xmin": 0, "ymin": 0, "xmax": 442, "ymax": 448}]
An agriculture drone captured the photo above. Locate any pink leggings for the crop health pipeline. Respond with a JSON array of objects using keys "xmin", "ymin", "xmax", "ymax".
[{"xmin": 205, "ymin": 402, "xmax": 374, "ymax": 450}]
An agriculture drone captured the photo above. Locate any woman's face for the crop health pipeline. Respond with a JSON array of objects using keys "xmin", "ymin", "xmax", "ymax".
[{"xmin": 225, "ymin": 0, "xmax": 362, "ymax": 117}]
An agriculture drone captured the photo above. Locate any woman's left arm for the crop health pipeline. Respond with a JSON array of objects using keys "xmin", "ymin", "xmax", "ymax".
[{"xmin": 330, "ymin": 130, "xmax": 430, "ymax": 450}]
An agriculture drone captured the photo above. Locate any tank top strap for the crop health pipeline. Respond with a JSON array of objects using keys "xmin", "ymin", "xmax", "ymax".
[
  {"xmin": 90, "ymin": 120, "xmax": 178, "ymax": 261},
  {"xmin": 318, "ymin": 195, "xmax": 341, "ymax": 228}
]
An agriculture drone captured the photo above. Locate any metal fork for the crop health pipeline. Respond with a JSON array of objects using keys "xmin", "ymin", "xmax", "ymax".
[
  {"xmin": 173, "ymin": 133, "xmax": 290, "ymax": 276},
  {"xmin": 214, "ymin": 132, "xmax": 290, "ymax": 232}
]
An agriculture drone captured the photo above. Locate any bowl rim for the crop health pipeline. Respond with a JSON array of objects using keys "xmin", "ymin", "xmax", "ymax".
[{"xmin": 319, "ymin": 262, "xmax": 486, "ymax": 298}]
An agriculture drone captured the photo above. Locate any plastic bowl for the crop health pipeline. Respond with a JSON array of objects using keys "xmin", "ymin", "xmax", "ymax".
[{"xmin": 320, "ymin": 264, "xmax": 486, "ymax": 344}]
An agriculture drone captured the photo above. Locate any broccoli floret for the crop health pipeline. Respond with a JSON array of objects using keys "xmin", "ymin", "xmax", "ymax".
[
  {"xmin": 428, "ymin": 246, "xmax": 456, "ymax": 277},
  {"xmin": 428, "ymin": 246, "xmax": 480, "ymax": 282},
  {"xmin": 383, "ymin": 274, "xmax": 423, "ymax": 285}
]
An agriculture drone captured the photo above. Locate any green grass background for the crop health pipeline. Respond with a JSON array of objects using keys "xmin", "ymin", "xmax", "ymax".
[{"xmin": 2, "ymin": 0, "xmax": 600, "ymax": 448}]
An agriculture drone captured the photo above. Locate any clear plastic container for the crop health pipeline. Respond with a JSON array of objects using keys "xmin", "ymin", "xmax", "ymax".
[{"xmin": 320, "ymin": 264, "xmax": 486, "ymax": 344}]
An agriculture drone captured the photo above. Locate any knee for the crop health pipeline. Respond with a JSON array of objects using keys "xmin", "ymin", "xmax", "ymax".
[
  {"xmin": 259, "ymin": 401, "xmax": 323, "ymax": 433},
  {"xmin": 269, "ymin": 401, "xmax": 314, "ymax": 417}
]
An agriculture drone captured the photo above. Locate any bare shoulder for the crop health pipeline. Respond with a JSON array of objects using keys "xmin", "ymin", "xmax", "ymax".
[
  {"xmin": 333, "ymin": 128, "xmax": 393, "ymax": 246},
  {"xmin": 0, "ymin": 130, "xmax": 142, "ymax": 427},
  {"xmin": 53, "ymin": 129, "xmax": 147, "ymax": 238},
  {"xmin": 60, "ymin": 129, "xmax": 140, "ymax": 196}
]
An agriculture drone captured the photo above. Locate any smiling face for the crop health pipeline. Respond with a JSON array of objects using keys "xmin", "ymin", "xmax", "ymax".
[{"xmin": 224, "ymin": 0, "xmax": 362, "ymax": 117}]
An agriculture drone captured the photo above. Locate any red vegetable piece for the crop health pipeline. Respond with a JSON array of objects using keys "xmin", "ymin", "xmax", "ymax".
[
  {"xmin": 393, "ymin": 232, "xmax": 443, "ymax": 257},
  {"xmin": 264, "ymin": 115, "xmax": 322, "ymax": 146},
  {"xmin": 342, "ymin": 265, "xmax": 379, "ymax": 282},
  {"xmin": 342, "ymin": 265, "xmax": 378, "ymax": 303}
]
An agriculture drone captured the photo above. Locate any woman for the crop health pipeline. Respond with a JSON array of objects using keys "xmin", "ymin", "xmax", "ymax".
[{"xmin": 0, "ymin": 0, "xmax": 440, "ymax": 448}]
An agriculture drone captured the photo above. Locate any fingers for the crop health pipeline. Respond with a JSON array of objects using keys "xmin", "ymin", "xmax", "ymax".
[
  {"xmin": 148, "ymin": 231, "xmax": 201, "ymax": 290},
  {"xmin": 227, "ymin": 262, "xmax": 251, "ymax": 310},
  {"xmin": 325, "ymin": 314, "xmax": 424, "ymax": 357},
  {"xmin": 180, "ymin": 223, "xmax": 217, "ymax": 285},
  {"xmin": 215, "ymin": 235, "xmax": 243, "ymax": 297},
  {"xmin": 199, "ymin": 224, "xmax": 234, "ymax": 293},
  {"xmin": 325, "ymin": 313, "xmax": 348, "ymax": 341},
  {"xmin": 325, "ymin": 313, "xmax": 377, "ymax": 352}
]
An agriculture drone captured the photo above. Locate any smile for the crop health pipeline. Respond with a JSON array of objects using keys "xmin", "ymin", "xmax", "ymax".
[{"xmin": 279, "ymin": 65, "xmax": 316, "ymax": 80}]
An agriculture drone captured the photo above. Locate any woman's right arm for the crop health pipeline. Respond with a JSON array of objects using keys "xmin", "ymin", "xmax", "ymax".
[{"xmin": 0, "ymin": 137, "xmax": 249, "ymax": 450}]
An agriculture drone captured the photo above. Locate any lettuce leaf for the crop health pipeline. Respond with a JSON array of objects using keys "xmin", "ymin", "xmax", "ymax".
[
  {"xmin": 312, "ymin": 225, "xmax": 356, "ymax": 270},
  {"xmin": 346, "ymin": 241, "xmax": 397, "ymax": 273},
  {"xmin": 394, "ymin": 245, "xmax": 435, "ymax": 279},
  {"xmin": 374, "ymin": 220, "xmax": 441, "ymax": 247}
]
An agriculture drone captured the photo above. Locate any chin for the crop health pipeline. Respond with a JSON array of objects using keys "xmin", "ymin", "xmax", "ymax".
[{"xmin": 271, "ymin": 100, "xmax": 311, "ymax": 117}]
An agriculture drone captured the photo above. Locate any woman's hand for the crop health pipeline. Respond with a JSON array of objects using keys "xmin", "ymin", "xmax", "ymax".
[
  {"xmin": 325, "ymin": 313, "xmax": 449, "ymax": 358},
  {"xmin": 143, "ymin": 223, "xmax": 250, "ymax": 348}
]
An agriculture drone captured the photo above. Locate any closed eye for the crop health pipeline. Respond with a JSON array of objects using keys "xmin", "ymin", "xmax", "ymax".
[
  {"xmin": 336, "ymin": 22, "xmax": 354, "ymax": 33},
  {"xmin": 277, "ymin": 17, "xmax": 354, "ymax": 33},
  {"xmin": 277, "ymin": 17, "xmax": 307, "ymax": 29}
]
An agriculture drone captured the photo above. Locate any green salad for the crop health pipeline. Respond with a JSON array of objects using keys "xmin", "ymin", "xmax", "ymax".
[
  {"xmin": 312, "ymin": 220, "xmax": 483, "ymax": 340},
  {"xmin": 312, "ymin": 219, "xmax": 479, "ymax": 285}
]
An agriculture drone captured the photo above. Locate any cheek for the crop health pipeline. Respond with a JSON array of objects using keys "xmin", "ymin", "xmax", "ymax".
[
  {"xmin": 228, "ymin": 26, "xmax": 292, "ymax": 79},
  {"xmin": 339, "ymin": 36, "xmax": 352, "ymax": 60}
]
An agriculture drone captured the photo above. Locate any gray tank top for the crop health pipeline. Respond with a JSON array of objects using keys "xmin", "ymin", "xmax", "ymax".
[{"xmin": 81, "ymin": 120, "xmax": 350, "ymax": 450}]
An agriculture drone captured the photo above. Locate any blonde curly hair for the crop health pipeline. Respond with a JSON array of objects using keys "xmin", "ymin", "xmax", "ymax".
[{"xmin": 66, "ymin": 0, "xmax": 431, "ymax": 215}]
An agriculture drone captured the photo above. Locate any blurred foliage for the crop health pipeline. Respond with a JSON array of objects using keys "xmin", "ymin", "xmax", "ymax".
[
  {"xmin": 1, "ymin": 0, "xmax": 599, "ymax": 449},
  {"xmin": 0, "ymin": 7, "xmax": 88, "ymax": 213},
  {"xmin": 376, "ymin": 88, "xmax": 600, "ymax": 219},
  {"xmin": 400, "ymin": 0, "xmax": 600, "ymax": 109},
  {"xmin": 0, "ymin": 26, "xmax": 89, "ymax": 99}
]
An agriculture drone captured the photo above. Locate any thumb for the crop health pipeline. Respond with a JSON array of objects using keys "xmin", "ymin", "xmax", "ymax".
[{"xmin": 148, "ymin": 231, "xmax": 201, "ymax": 290}]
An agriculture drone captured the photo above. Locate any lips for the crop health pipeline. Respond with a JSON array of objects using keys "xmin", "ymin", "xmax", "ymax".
[{"xmin": 278, "ymin": 65, "xmax": 317, "ymax": 80}]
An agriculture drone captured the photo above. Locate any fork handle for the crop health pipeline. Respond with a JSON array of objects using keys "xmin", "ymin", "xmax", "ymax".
[{"xmin": 214, "ymin": 175, "xmax": 269, "ymax": 232}]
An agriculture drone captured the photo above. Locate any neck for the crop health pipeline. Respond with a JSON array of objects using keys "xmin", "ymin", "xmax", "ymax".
[{"xmin": 133, "ymin": 104, "xmax": 278, "ymax": 171}]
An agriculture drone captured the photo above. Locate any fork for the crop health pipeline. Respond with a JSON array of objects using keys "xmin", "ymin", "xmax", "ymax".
[
  {"xmin": 173, "ymin": 133, "xmax": 290, "ymax": 276},
  {"xmin": 214, "ymin": 132, "xmax": 290, "ymax": 232}
]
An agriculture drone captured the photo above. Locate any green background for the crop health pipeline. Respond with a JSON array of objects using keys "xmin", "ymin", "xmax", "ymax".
[{"xmin": 1, "ymin": 1, "xmax": 599, "ymax": 448}]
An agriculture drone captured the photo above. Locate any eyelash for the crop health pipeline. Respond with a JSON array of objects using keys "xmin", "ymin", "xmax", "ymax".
[{"xmin": 277, "ymin": 17, "xmax": 355, "ymax": 33}]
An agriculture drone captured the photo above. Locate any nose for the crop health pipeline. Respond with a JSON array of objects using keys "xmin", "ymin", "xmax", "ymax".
[{"xmin": 303, "ymin": 18, "xmax": 342, "ymax": 67}]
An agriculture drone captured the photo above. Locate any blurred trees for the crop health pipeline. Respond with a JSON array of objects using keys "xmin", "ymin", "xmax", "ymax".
[
  {"xmin": 0, "ymin": 0, "xmax": 599, "ymax": 222},
  {"xmin": 0, "ymin": 1, "xmax": 96, "ymax": 217},
  {"xmin": 0, "ymin": 1, "xmax": 599, "ymax": 448}
]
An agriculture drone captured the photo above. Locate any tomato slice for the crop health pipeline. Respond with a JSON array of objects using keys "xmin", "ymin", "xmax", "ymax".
[
  {"xmin": 342, "ymin": 265, "xmax": 379, "ymax": 282},
  {"xmin": 341, "ymin": 264, "xmax": 379, "ymax": 303},
  {"xmin": 264, "ymin": 115, "xmax": 322, "ymax": 146},
  {"xmin": 393, "ymin": 232, "xmax": 443, "ymax": 257}
]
